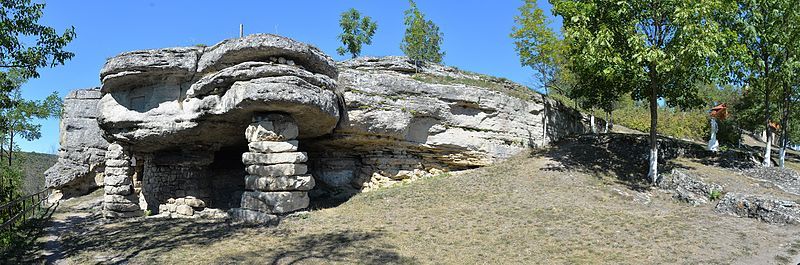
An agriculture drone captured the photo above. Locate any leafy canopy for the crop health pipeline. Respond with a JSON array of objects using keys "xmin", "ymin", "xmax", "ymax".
[
  {"xmin": 400, "ymin": 0, "xmax": 444, "ymax": 64},
  {"xmin": 336, "ymin": 8, "xmax": 378, "ymax": 58}
]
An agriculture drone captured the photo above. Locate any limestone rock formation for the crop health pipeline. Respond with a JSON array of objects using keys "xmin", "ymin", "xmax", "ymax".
[
  {"xmin": 658, "ymin": 169, "xmax": 723, "ymax": 206},
  {"xmin": 306, "ymin": 56, "xmax": 599, "ymax": 195},
  {"xmin": 44, "ymin": 88, "xmax": 108, "ymax": 196},
  {"xmin": 50, "ymin": 35, "xmax": 601, "ymax": 222}
]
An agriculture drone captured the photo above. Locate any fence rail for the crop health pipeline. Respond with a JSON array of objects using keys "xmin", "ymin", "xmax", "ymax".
[{"xmin": 0, "ymin": 188, "xmax": 51, "ymax": 232}]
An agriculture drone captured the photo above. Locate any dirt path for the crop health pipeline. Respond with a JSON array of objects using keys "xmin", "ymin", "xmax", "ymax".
[{"xmin": 35, "ymin": 191, "xmax": 104, "ymax": 264}]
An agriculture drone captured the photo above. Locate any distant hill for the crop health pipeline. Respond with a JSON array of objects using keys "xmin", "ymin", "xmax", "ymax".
[{"xmin": 14, "ymin": 151, "xmax": 58, "ymax": 195}]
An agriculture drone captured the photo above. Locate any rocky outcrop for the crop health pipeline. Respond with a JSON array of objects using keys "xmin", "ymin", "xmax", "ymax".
[
  {"xmin": 306, "ymin": 56, "xmax": 600, "ymax": 195},
  {"xmin": 743, "ymin": 167, "xmax": 800, "ymax": 195},
  {"xmin": 52, "ymin": 35, "xmax": 602, "ymax": 221},
  {"xmin": 98, "ymin": 34, "xmax": 339, "ymax": 153},
  {"xmin": 658, "ymin": 169, "xmax": 723, "ymax": 206},
  {"xmin": 44, "ymin": 88, "xmax": 108, "ymax": 196},
  {"xmin": 715, "ymin": 193, "xmax": 800, "ymax": 225}
]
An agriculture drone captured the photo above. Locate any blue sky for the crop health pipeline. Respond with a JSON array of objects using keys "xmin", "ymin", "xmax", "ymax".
[{"xmin": 18, "ymin": 0, "xmax": 560, "ymax": 154}]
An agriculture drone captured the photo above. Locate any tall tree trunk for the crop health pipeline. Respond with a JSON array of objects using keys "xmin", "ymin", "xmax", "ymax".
[
  {"xmin": 647, "ymin": 77, "xmax": 659, "ymax": 183},
  {"xmin": 779, "ymin": 83, "xmax": 791, "ymax": 168},
  {"xmin": 764, "ymin": 83, "xmax": 772, "ymax": 167}
]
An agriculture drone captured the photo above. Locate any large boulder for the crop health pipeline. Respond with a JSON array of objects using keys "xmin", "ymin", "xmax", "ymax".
[
  {"xmin": 45, "ymin": 88, "xmax": 108, "ymax": 196},
  {"xmin": 97, "ymin": 34, "xmax": 340, "ymax": 153}
]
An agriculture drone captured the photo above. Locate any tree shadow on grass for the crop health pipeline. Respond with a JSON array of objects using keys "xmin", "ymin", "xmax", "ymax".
[
  {"xmin": 534, "ymin": 133, "xmax": 709, "ymax": 191},
  {"xmin": 27, "ymin": 212, "xmax": 412, "ymax": 265},
  {"xmin": 219, "ymin": 230, "xmax": 416, "ymax": 265}
]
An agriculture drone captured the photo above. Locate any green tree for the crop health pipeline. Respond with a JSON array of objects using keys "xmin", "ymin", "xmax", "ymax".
[
  {"xmin": 0, "ymin": 74, "xmax": 60, "ymax": 202},
  {"xmin": 336, "ymin": 8, "xmax": 378, "ymax": 59},
  {"xmin": 552, "ymin": 0, "xmax": 734, "ymax": 183},
  {"xmin": 0, "ymin": 0, "xmax": 74, "ymax": 201},
  {"xmin": 401, "ymin": 0, "xmax": 445, "ymax": 65},
  {"xmin": 723, "ymin": 0, "xmax": 800, "ymax": 167}
]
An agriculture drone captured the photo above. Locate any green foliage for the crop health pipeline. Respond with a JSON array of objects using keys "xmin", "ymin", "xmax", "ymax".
[
  {"xmin": 708, "ymin": 190, "xmax": 723, "ymax": 201},
  {"xmin": 0, "ymin": 0, "xmax": 75, "ymax": 108},
  {"xmin": 551, "ymin": 0, "xmax": 736, "ymax": 181},
  {"xmin": 336, "ymin": 8, "xmax": 378, "ymax": 59},
  {"xmin": 400, "ymin": 0, "xmax": 444, "ymax": 64}
]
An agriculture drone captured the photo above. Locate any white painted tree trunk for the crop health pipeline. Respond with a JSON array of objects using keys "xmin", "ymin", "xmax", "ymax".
[
  {"xmin": 707, "ymin": 118, "xmax": 719, "ymax": 151},
  {"xmin": 590, "ymin": 115, "xmax": 596, "ymax": 134},
  {"xmin": 764, "ymin": 130, "xmax": 772, "ymax": 167},
  {"xmin": 647, "ymin": 148, "xmax": 658, "ymax": 183},
  {"xmin": 779, "ymin": 145, "xmax": 786, "ymax": 168}
]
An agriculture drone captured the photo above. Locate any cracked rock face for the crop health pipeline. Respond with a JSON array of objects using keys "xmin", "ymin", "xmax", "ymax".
[
  {"xmin": 98, "ymin": 34, "xmax": 340, "ymax": 153},
  {"xmin": 715, "ymin": 193, "xmax": 800, "ymax": 225},
  {"xmin": 44, "ymin": 88, "xmax": 108, "ymax": 195},
  {"xmin": 306, "ymin": 56, "xmax": 597, "ymax": 191}
]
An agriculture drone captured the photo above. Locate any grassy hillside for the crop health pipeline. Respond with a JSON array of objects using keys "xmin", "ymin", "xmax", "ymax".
[
  {"xmin": 15, "ymin": 152, "xmax": 57, "ymax": 195},
  {"xmin": 22, "ymin": 134, "xmax": 800, "ymax": 264}
]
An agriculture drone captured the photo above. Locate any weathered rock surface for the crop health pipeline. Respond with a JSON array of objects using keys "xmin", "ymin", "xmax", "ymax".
[
  {"xmin": 248, "ymin": 140, "xmax": 299, "ymax": 153},
  {"xmin": 244, "ymin": 174, "xmax": 315, "ymax": 191},
  {"xmin": 44, "ymin": 88, "xmax": 108, "ymax": 196},
  {"xmin": 240, "ymin": 191, "xmax": 309, "ymax": 214},
  {"xmin": 659, "ymin": 169, "xmax": 723, "ymax": 206},
  {"xmin": 98, "ymin": 34, "xmax": 340, "ymax": 153},
  {"xmin": 715, "ymin": 193, "xmax": 800, "ymax": 225},
  {"xmin": 306, "ymin": 56, "xmax": 601, "ymax": 192},
  {"xmin": 241, "ymin": 152, "xmax": 308, "ymax": 165}
]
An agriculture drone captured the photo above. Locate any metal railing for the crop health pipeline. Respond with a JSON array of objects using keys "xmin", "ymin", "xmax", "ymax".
[{"xmin": 0, "ymin": 188, "xmax": 51, "ymax": 233}]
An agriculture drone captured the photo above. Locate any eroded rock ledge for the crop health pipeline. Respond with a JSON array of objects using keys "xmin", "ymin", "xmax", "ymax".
[{"xmin": 47, "ymin": 35, "xmax": 599, "ymax": 221}]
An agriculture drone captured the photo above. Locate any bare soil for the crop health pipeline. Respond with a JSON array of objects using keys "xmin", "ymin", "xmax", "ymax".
[{"xmin": 19, "ymin": 134, "xmax": 800, "ymax": 265}]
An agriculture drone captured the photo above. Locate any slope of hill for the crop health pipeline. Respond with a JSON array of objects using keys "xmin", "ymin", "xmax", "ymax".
[
  {"xmin": 18, "ymin": 133, "xmax": 800, "ymax": 264},
  {"xmin": 15, "ymin": 151, "xmax": 58, "ymax": 195}
]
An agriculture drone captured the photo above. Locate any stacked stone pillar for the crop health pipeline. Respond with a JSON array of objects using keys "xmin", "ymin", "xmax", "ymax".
[
  {"xmin": 231, "ymin": 113, "xmax": 315, "ymax": 223},
  {"xmin": 103, "ymin": 142, "xmax": 142, "ymax": 218}
]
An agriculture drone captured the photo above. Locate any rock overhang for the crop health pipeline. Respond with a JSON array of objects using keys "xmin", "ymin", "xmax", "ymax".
[{"xmin": 97, "ymin": 34, "xmax": 340, "ymax": 152}]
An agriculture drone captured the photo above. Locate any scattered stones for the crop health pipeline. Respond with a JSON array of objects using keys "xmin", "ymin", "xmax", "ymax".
[
  {"xmin": 157, "ymin": 196, "xmax": 211, "ymax": 218},
  {"xmin": 715, "ymin": 193, "xmax": 800, "ymax": 225},
  {"xmin": 743, "ymin": 167, "xmax": 800, "ymax": 195},
  {"xmin": 362, "ymin": 168, "xmax": 447, "ymax": 192},
  {"xmin": 658, "ymin": 169, "xmax": 723, "ymax": 206}
]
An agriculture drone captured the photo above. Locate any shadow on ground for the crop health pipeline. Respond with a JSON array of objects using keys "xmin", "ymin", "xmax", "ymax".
[
  {"xmin": 23, "ymin": 209, "xmax": 411, "ymax": 264},
  {"xmin": 535, "ymin": 133, "xmax": 757, "ymax": 190},
  {"xmin": 0, "ymin": 202, "xmax": 58, "ymax": 264}
]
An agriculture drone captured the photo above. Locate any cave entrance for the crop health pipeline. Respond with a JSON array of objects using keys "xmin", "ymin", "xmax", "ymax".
[{"xmin": 207, "ymin": 144, "xmax": 248, "ymax": 210}]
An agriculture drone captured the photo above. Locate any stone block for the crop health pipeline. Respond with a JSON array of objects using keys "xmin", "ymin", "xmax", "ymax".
[
  {"xmin": 248, "ymin": 140, "xmax": 299, "ymax": 153},
  {"xmin": 104, "ymin": 174, "xmax": 132, "ymax": 186},
  {"xmin": 106, "ymin": 159, "xmax": 130, "ymax": 167},
  {"xmin": 104, "ymin": 166, "xmax": 130, "ymax": 176},
  {"xmin": 104, "ymin": 194, "xmax": 138, "ymax": 204},
  {"xmin": 245, "ymin": 114, "xmax": 299, "ymax": 142},
  {"xmin": 104, "ymin": 210, "xmax": 143, "ymax": 218},
  {"xmin": 246, "ymin": 164, "xmax": 308, "ymax": 177},
  {"xmin": 104, "ymin": 202, "xmax": 141, "ymax": 212},
  {"xmin": 240, "ymin": 191, "xmax": 309, "ymax": 214},
  {"xmin": 185, "ymin": 197, "xmax": 206, "ymax": 208},
  {"xmin": 244, "ymin": 174, "xmax": 315, "ymax": 191},
  {"xmin": 229, "ymin": 208, "xmax": 278, "ymax": 224},
  {"xmin": 176, "ymin": 204, "xmax": 194, "ymax": 216},
  {"xmin": 242, "ymin": 152, "xmax": 307, "ymax": 165},
  {"xmin": 104, "ymin": 185, "xmax": 132, "ymax": 195},
  {"xmin": 167, "ymin": 203, "xmax": 177, "ymax": 212}
]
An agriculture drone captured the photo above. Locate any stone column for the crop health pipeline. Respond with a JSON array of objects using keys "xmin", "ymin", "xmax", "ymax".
[
  {"xmin": 231, "ymin": 113, "xmax": 314, "ymax": 223},
  {"xmin": 103, "ymin": 142, "xmax": 142, "ymax": 218}
]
